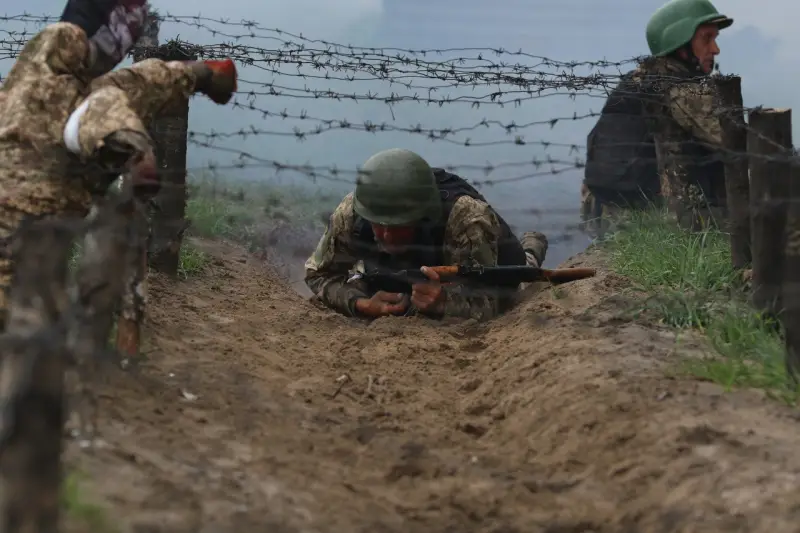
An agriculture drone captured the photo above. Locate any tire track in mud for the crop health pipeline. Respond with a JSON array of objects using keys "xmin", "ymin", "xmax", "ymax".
[{"xmin": 64, "ymin": 238, "xmax": 800, "ymax": 533}]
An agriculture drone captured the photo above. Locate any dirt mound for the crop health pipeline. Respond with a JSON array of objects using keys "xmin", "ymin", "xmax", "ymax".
[
  {"xmin": 237, "ymin": 219, "xmax": 320, "ymax": 298},
  {"xmin": 65, "ymin": 238, "xmax": 800, "ymax": 533}
]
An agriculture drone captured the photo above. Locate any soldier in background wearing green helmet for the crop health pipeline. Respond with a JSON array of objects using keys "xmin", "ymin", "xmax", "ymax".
[
  {"xmin": 304, "ymin": 148, "xmax": 549, "ymax": 321},
  {"xmin": 639, "ymin": 0, "xmax": 733, "ymax": 229}
]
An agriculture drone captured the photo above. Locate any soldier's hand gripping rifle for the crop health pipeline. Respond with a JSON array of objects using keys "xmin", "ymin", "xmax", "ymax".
[{"xmin": 347, "ymin": 263, "xmax": 597, "ymax": 295}]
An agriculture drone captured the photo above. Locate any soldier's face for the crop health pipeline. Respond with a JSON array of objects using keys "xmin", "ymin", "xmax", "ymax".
[
  {"xmin": 372, "ymin": 223, "xmax": 415, "ymax": 254},
  {"xmin": 690, "ymin": 24, "xmax": 720, "ymax": 74}
]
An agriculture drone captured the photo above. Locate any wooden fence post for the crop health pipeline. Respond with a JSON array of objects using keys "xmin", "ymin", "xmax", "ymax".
[
  {"xmin": 715, "ymin": 76, "xmax": 751, "ymax": 269},
  {"xmin": 748, "ymin": 108, "xmax": 792, "ymax": 316},
  {"xmin": 114, "ymin": 197, "xmax": 150, "ymax": 361},
  {"xmin": 783, "ymin": 158, "xmax": 800, "ymax": 380},
  {"xmin": 133, "ymin": 40, "xmax": 194, "ymax": 278},
  {"xmin": 0, "ymin": 219, "xmax": 74, "ymax": 533}
]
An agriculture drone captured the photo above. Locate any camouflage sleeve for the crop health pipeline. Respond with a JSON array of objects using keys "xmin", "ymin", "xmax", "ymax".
[
  {"xmin": 2, "ymin": 22, "xmax": 91, "ymax": 86},
  {"xmin": 63, "ymin": 86, "xmax": 153, "ymax": 162},
  {"xmin": 88, "ymin": 58, "xmax": 196, "ymax": 126},
  {"xmin": 304, "ymin": 193, "xmax": 371, "ymax": 317},
  {"xmin": 666, "ymin": 82, "xmax": 723, "ymax": 147},
  {"xmin": 437, "ymin": 195, "xmax": 504, "ymax": 322}
]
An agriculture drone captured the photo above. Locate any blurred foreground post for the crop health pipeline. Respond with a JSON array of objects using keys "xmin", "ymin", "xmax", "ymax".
[
  {"xmin": 715, "ymin": 76, "xmax": 751, "ymax": 269},
  {"xmin": 0, "ymin": 219, "xmax": 74, "ymax": 533},
  {"xmin": 748, "ymin": 108, "xmax": 792, "ymax": 316},
  {"xmin": 133, "ymin": 40, "xmax": 195, "ymax": 277},
  {"xmin": 74, "ymin": 194, "xmax": 144, "ymax": 436},
  {"xmin": 782, "ymin": 158, "xmax": 800, "ymax": 380},
  {"xmin": 114, "ymin": 192, "xmax": 151, "ymax": 360}
]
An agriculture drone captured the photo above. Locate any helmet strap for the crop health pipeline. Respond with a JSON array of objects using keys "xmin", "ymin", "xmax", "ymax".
[{"xmin": 672, "ymin": 44, "xmax": 705, "ymax": 74}]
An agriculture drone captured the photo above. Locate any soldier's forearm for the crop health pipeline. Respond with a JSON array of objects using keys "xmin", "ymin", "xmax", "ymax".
[
  {"xmin": 89, "ymin": 58, "xmax": 196, "ymax": 125},
  {"xmin": 305, "ymin": 272, "xmax": 369, "ymax": 317},
  {"xmin": 438, "ymin": 285, "xmax": 502, "ymax": 322},
  {"xmin": 64, "ymin": 86, "xmax": 152, "ymax": 162}
]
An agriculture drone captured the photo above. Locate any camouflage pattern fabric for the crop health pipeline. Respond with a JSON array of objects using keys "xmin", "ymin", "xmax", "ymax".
[
  {"xmin": 579, "ymin": 184, "xmax": 606, "ymax": 239},
  {"xmin": 305, "ymin": 192, "xmax": 546, "ymax": 322},
  {"xmin": 0, "ymin": 22, "xmax": 198, "ymax": 325},
  {"xmin": 638, "ymin": 56, "xmax": 724, "ymax": 230},
  {"xmin": 578, "ymin": 184, "xmax": 631, "ymax": 239}
]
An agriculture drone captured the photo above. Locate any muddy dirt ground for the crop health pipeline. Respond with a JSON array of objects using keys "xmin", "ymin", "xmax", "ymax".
[{"xmin": 64, "ymin": 237, "xmax": 800, "ymax": 533}]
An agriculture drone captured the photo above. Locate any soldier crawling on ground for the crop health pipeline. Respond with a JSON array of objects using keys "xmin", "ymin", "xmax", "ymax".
[
  {"xmin": 0, "ymin": 0, "xmax": 239, "ymax": 330},
  {"xmin": 580, "ymin": 0, "xmax": 731, "ymax": 236},
  {"xmin": 304, "ymin": 148, "xmax": 549, "ymax": 322}
]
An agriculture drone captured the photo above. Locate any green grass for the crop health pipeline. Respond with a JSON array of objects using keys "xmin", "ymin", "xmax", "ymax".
[
  {"xmin": 68, "ymin": 221, "xmax": 208, "ymax": 281},
  {"xmin": 61, "ymin": 471, "xmax": 116, "ymax": 532},
  {"xmin": 185, "ymin": 172, "xmax": 340, "ymax": 252},
  {"xmin": 177, "ymin": 243, "xmax": 210, "ymax": 279},
  {"xmin": 602, "ymin": 207, "xmax": 798, "ymax": 403},
  {"xmin": 66, "ymin": 172, "xmax": 337, "ymax": 280}
]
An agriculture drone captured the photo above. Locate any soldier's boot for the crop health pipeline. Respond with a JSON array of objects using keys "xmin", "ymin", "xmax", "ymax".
[
  {"xmin": 186, "ymin": 59, "xmax": 238, "ymax": 105},
  {"xmin": 520, "ymin": 231, "xmax": 548, "ymax": 267}
]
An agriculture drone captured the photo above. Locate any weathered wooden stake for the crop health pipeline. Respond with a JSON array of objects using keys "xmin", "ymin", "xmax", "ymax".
[
  {"xmin": 134, "ymin": 41, "xmax": 194, "ymax": 278},
  {"xmin": 748, "ymin": 108, "xmax": 792, "ymax": 316},
  {"xmin": 782, "ymin": 158, "xmax": 800, "ymax": 381},
  {"xmin": 0, "ymin": 219, "xmax": 74, "ymax": 533},
  {"xmin": 715, "ymin": 76, "xmax": 751, "ymax": 269},
  {"xmin": 115, "ymin": 197, "xmax": 151, "ymax": 359}
]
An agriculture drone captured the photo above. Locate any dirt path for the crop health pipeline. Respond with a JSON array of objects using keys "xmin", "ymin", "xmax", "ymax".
[{"xmin": 65, "ymin": 237, "xmax": 800, "ymax": 533}]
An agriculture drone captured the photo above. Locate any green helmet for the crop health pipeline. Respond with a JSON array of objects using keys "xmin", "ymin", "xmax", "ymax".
[
  {"xmin": 646, "ymin": 0, "xmax": 733, "ymax": 57},
  {"xmin": 353, "ymin": 148, "xmax": 442, "ymax": 226}
]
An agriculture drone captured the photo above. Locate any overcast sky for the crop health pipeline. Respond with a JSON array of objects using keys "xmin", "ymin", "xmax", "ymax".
[{"xmin": 0, "ymin": 0, "xmax": 794, "ymax": 265}]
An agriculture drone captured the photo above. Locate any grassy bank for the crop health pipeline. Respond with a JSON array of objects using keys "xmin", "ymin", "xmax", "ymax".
[
  {"xmin": 601, "ymin": 208, "xmax": 797, "ymax": 404},
  {"xmin": 62, "ymin": 471, "xmax": 115, "ymax": 532},
  {"xmin": 185, "ymin": 173, "xmax": 340, "ymax": 251}
]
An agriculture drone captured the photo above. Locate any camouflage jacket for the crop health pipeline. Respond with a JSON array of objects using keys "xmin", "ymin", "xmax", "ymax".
[
  {"xmin": 0, "ymin": 22, "xmax": 196, "ymax": 223},
  {"xmin": 304, "ymin": 192, "xmax": 510, "ymax": 322},
  {"xmin": 636, "ymin": 56, "xmax": 725, "ymax": 215}
]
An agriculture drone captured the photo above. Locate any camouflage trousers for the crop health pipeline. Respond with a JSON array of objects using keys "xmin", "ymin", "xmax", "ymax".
[
  {"xmin": 0, "ymin": 180, "xmax": 92, "ymax": 330},
  {"xmin": 519, "ymin": 230, "xmax": 548, "ymax": 267},
  {"xmin": 657, "ymin": 163, "xmax": 727, "ymax": 232},
  {"xmin": 579, "ymin": 184, "xmax": 628, "ymax": 239},
  {"xmin": 579, "ymin": 183, "xmax": 660, "ymax": 239},
  {"xmin": 666, "ymin": 181, "xmax": 726, "ymax": 232}
]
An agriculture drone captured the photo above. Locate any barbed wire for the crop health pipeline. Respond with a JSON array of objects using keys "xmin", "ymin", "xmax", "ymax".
[
  {"xmin": 0, "ymin": 13, "xmax": 643, "ymax": 68},
  {"xmin": 4, "ymin": 15, "xmax": 800, "ymax": 527},
  {"xmin": 0, "ymin": 140, "xmax": 790, "ymax": 195},
  {"xmin": 0, "ymin": 12, "xmax": 648, "ymax": 102},
  {"xmin": 1, "ymin": 11, "xmax": 797, "ymax": 193}
]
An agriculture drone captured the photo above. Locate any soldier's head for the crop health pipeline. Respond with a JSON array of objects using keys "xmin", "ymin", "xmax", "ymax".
[
  {"xmin": 646, "ymin": 0, "xmax": 733, "ymax": 74},
  {"xmin": 60, "ymin": 0, "xmax": 148, "ymax": 76},
  {"xmin": 353, "ymin": 148, "xmax": 442, "ymax": 255}
]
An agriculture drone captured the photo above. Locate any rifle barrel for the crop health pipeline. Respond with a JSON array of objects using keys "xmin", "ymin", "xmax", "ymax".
[
  {"xmin": 438, "ymin": 264, "xmax": 597, "ymax": 284},
  {"xmin": 539, "ymin": 267, "xmax": 596, "ymax": 283}
]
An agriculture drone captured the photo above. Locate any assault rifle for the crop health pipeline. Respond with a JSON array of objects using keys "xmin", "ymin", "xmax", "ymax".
[{"xmin": 347, "ymin": 263, "xmax": 597, "ymax": 295}]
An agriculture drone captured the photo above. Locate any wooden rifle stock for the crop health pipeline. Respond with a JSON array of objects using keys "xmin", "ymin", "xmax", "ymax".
[{"xmin": 425, "ymin": 264, "xmax": 596, "ymax": 284}]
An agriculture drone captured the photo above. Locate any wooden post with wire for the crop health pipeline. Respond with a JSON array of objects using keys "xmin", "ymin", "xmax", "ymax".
[
  {"xmin": 748, "ymin": 108, "xmax": 792, "ymax": 316},
  {"xmin": 113, "ymin": 178, "xmax": 151, "ymax": 360},
  {"xmin": 133, "ymin": 40, "xmax": 195, "ymax": 278},
  {"xmin": 715, "ymin": 75, "xmax": 751, "ymax": 269},
  {"xmin": 782, "ymin": 153, "xmax": 800, "ymax": 380}
]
